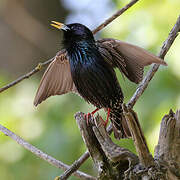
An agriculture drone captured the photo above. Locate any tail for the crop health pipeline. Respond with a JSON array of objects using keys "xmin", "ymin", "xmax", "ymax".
[{"xmin": 110, "ymin": 103, "xmax": 131, "ymax": 139}]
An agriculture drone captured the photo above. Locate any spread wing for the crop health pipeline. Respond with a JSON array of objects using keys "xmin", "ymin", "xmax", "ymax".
[
  {"xmin": 34, "ymin": 50, "xmax": 77, "ymax": 106},
  {"xmin": 97, "ymin": 38, "xmax": 167, "ymax": 84}
]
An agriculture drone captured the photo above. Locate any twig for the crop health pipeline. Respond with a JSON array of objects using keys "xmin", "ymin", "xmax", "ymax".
[
  {"xmin": 0, "ymin": 58, "xmax": 54, "ymax": 93},
  {"xmin": 59, "ymin": 151, "xmax": 90, "ymax": 180},
  {"xmin": 127, "ymin": 15, "xmax": 180, "ymax": 108},
  {"xmin": 0, "ymin": 124, "xmax": 96, "ymax": 180},
  {"xmin": 92, "ymin": 0, "xmax": 140, "ymax": 34}
]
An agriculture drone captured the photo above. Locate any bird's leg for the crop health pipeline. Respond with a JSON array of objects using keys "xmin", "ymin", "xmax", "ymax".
[
  {"xmin": 84, "ymin": 108, "xmax": 99, "ymax": 124},
  {"xmin": 91, "ymin": 108, "xmax": 99, "ymax": 114},
  {"xmin": 105, "ymin": 108, "xmax": 111, "ymax": 127},
  {"xmin": 99, "ymin": 108, "xmax": 111, "ymax": 127}
]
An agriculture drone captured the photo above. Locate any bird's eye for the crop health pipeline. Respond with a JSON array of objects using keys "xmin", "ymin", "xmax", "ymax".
[{"xmin": 71, "ymin": 26, "xmax": 76, "ymax": 31}]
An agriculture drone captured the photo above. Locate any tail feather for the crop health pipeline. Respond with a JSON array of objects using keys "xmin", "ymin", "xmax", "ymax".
[{"xmin": 110, "ymin": 103, "xmax": 131, "ymax": 139}]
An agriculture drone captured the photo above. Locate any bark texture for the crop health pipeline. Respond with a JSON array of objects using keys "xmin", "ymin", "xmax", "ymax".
[{"xmin": 75, "ymin": 108, "xmax": 180, "ymax": 180}]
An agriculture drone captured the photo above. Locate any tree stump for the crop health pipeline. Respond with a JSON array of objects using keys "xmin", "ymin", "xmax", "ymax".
[{"xmin": 75, "ymin": 108, "xmax": 180, "ymax": 180}]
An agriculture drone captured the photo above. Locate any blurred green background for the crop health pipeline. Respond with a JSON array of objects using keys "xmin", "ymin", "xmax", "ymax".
[{"xmin": 0, "ymin": 0, "xmax": 179, "ymax": 179}]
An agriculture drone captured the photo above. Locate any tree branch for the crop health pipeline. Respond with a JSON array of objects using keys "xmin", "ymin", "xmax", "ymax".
[
  {"xmin": 127, "ymin": 15, "xmax": 180, "ymax": 108},
  {"xmin": 92, "ymin": 0, "xmax": 140, "ymax": 34},
  {"xmin": 0, "ymin": 58, "xmax": 54, "ymax": 93},
  {"xmin": 0, "ymin": 124, "xmax": 95, "ymax": 180},
  {"xmin": 59, "ymin": 151, "xmax": 90, "ymax": 180}
]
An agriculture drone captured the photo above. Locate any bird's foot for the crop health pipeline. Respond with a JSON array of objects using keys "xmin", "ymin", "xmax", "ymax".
[
  {"xmin": 84, "ymin": 112, "xmax": 91, "ymax": 124},
  {"xmin": 84, "ymin": 108, "xmax": 99, "ymax": 124}
]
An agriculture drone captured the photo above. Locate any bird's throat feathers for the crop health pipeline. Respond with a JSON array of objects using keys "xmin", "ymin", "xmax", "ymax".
[
  {"xmin": 65, "ymin": 40, "xmax": 99, "ymax": 65},
  {"xmin": 63, "ymin": 37, "xmax": 95, "ymax": 50}
]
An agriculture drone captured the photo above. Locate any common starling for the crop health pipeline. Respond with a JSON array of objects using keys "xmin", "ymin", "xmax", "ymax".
[{"xmin": 34, "ymin": 22, "xmax": 167, "ymax": 139}]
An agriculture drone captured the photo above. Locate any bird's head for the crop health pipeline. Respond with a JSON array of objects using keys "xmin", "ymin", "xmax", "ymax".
[{"xmin": 51, "ymin": 21, "xmax": 95, "ymax": 46}]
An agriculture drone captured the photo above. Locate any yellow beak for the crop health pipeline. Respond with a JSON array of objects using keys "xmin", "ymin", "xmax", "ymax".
[
  {"xmin": 51, "ymin": 21, "xmax": 64, "ymax": 29},
  {"xmin": 51, "ymin": 21, "xmax": 69, "ymax": 30}
]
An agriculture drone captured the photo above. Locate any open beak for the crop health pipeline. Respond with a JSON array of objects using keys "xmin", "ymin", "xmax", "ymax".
[{"xmin": 51, "ymin": 21, "xmax": 70, "ymax": 31}]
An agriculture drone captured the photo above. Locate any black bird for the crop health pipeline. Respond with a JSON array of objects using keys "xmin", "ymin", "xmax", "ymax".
[{"xmin": 34, "ymin": 21, "xmax": 167, "ymax": 139}]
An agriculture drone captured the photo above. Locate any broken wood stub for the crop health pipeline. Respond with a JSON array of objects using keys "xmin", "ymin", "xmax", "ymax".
[
  {"xmin": 75, "ymin": 109, "xmax": 180, "ymax": 180},
  {"xmin": 155, "ymin": 109, "xmax": 180, "ymax": 179},
  {"xmin": 75, "ymin": 112, "xmax": 138, "ymax": 180},
  {"xmin": 123, "ymin": 104, "xmax": 155, "ymax": 168}
]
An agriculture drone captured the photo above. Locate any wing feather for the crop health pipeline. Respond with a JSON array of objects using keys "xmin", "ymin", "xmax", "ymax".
[
  {"xmin": 34, "ymin": 50, "xmax": 77, "ymax": 106},
  {"xmin": 97, "ymin": 38, "xmax": 167, "ymax": 84}
]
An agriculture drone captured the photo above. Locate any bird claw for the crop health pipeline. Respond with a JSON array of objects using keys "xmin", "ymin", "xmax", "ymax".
[
  {"xmin": 84, "ymin": 108, "xmax": 99, "ymax": 125},
  {"xmin": 84, "ymin": 113, "xmax": 93, "ymax": 125}
]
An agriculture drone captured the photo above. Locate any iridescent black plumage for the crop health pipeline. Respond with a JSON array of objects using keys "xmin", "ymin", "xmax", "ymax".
[
  {"xmin": 64, "ymin": 25, "xmax": 120, "ymax": 107},
  {"xmin": 34, "ymin": 22, "xmax": 167, "ymax": 139},
  {"xmin": 63, "ymin": 23, "xmax": 128, "ymax": 138}
]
